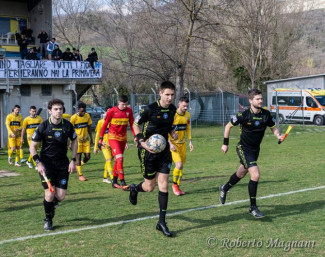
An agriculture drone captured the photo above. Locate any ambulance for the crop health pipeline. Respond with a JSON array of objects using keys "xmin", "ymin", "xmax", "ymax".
[{"xmin": 270, "ymin": 88, "xmax": 325, "ymax": 125}]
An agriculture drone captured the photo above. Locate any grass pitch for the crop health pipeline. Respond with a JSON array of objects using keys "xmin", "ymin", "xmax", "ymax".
[{"xmin": 0, "ymin": 125, "xmax": 324, "ymax": 256}]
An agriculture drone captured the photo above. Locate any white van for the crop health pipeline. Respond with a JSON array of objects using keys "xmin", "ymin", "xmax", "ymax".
[{"xmin": 270, "ymin": 88, "xmax": 325, "ymax": 125}]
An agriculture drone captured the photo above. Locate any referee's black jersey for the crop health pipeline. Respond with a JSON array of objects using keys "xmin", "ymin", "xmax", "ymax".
[
  {"xmin": 230, "ymin": 108, "xmax": 276, "ymax": 148},
  {"xmin": 134, "ymin": 101, "xmax": 176, "ymax": 141},
  {"xmin": 32, "ymin": 118, "xmax": 77, "ymax": 159}
]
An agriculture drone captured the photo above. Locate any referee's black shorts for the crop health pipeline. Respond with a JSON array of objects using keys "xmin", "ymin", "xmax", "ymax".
[
  {"xmin": 236, "ymin": 144, "xmax": 260, "ymax": 169},
  {"xmin": 39, "ymin": 156, "xmax": 70, "ymax": 190},
  {"xmin": 138, "ymin": 146, "xmax": 172, "ymax": 180}
]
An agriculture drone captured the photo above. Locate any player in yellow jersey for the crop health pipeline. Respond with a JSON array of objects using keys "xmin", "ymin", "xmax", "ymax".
[
  {"xmin": 70, "ymin": 102, "xmax": 94, "ymax": 181},
  {"xmin": 21, "ymin": 106, "xmax": 43, "ymax": 169},
  {"xmin": 169, "ymin": 96, "xmax": 194, "ymax": 195},
  {"xmin": 6, "ymin": 105, "xmax": 25, "ymax": 167},
  {"xmin": 94, "ymin": 113, "xmax": 114, "ymax": 183},
  {"xmin": 62, "ymin": 106, "xmax": 71, "ymax": 120}
]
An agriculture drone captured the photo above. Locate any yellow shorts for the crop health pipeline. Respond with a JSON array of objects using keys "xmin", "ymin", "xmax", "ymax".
[
  {"xmin": 171, "ymin": 143, "xmax": 186, "ymax": 164},
  {"xmin": 102, "ymin": 148, "xmax": 112, "ymax": 160},
  {"xmin": 8, "ymin": 137, "xmax": 22, "ymax": 148},
  {"xmin": 77, "ymin": 141, "xmax": 91, "ymax": 154}
]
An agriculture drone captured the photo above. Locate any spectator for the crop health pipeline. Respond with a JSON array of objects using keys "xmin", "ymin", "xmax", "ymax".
[
  {"xmin": 47, "ymin": 38, "xmax": 58, "ymax": 60},
  {"xmin": 51, "ymin": 44, "xmax": 62, "ymax": 61},
  {"xmin": 73, "ymin": 48, "xmax": 83, "ymax": 62},
  {"xmin": 86, "ymin": 48, "xmax": 98, "ymax": 69},
  {"xmin": 26, "ymin": 47, "xmax": 39, "ymax": 60},
  {"xmin": 62, "ymin": 48, "xmax": 74, "ymax": 61},
  {"xmin": 37, "ymin": 30, "xmax": 48, "ymax": 59},
  {"xmin": 18, "ymin": 34, "xmax": 28, "ymax": 59}
]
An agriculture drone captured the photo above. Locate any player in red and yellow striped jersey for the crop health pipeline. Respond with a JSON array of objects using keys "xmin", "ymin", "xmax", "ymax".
[
  {"xmin": 169, "ymin": 96, "xmax": 194, "ymax": 196},
  {"xmin": 6, "ymin": 105, "xmax": 24, "ymax": 167},
  {"xmin": 94, "ymin": 115, "xmax": 113, "ymax": 183},
  {"xmin": 21, "ymin": 106, "xmax": 43, "ymax": 169},
  {"xmin": 70, "ymin": 102, "xmax": 94, "ymax": 181},
  {"xmin": 98, "ymin": 95, "xmax": 136, "ymax": 189}
]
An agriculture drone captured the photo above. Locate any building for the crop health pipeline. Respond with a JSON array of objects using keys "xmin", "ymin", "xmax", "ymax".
[{"xmin": 0, "ymin": 0, "xmax": 102, "ymax": 147}]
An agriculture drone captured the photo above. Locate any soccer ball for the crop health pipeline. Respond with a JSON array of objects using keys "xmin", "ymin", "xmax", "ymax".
[{"xmin": 147, "ymin": 134, "xmax": 167, "ymax": 153}]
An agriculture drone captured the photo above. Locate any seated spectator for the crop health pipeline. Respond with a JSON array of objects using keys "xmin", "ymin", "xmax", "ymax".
[
  {"xmin": 38, "ymin": 29, "xmax": 48, "ymax": 59},
  {"xmin": 62, "ymin": 48, "xmax": 74, "ymax": 61},
  {"xmin": 85, "ymin": 48, "xmax": 98, "ymax": 69},
  {"xmin": 51, "ymin": 44, "xmax": 63, "ymax": 61},
  {"xmin": 26, "ymin": 47, "xmax": 39, "ymax": 60},
  {"xmin": 17, "ymin": 34, "xmax": 28, "ymax": 59},
  {"xmin": 73, "ymin": 48, "xmax": 83, "ymax": 61}
]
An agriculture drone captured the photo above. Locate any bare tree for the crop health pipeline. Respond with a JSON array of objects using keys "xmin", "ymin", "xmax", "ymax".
[
  {"xmin": 214, "ymin": 0, "xmax": 306, "ymax": 89},
  {"xmin": 53, "ymin": 0, "xmax": 98, "ymax": 49}
]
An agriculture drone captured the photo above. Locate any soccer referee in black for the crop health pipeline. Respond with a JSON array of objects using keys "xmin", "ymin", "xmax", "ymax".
[
  {"xmin": 219, "ymin": 89, "xmax": 283, "ymax": 218},
  {"xmin": 30, "ymin": 99, "xmax": 78, "ymax": 230},
  {"xmin": 129, "ymin": 81, "xmax": 177, "ymax": 236}
]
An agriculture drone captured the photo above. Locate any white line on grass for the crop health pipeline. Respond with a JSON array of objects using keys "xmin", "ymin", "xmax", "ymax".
[{"xmin": 0, "ymin": 185, "xmax": 324, "ymax": 245}]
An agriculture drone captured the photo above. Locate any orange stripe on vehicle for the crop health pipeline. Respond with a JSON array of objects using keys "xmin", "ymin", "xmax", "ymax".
[{"xmin": 270, "ymin": 106, "xmax": 321, "ymax": 111}]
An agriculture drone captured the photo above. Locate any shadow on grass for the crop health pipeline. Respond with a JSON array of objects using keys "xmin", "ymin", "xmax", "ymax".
[{"xmin": 170, "ymin": 200, "xmax": 325, "ymax": 236}]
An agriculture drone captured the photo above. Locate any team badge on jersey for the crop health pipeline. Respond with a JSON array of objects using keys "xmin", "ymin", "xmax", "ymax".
[
  {"xmin": 163, "ymin": 113, "xmax": 168, "ymax": 119},
  {"xmin": 254, "ymin": 121, "xmax": 260, "ymax": 126},
  {"xmin": 54, "ymin": 131, "xmax": 61, "ymax": 138},
  {"xmin": 232, "ymin": 115, "xmax": 237, "ymax": 123},
  {"xmin": 61, "ymin": 179, "xmax": 67, "ymax": 185},
  {"xmin": 126, "ymin": 112, "xmax": 129, "ymax": 117}
]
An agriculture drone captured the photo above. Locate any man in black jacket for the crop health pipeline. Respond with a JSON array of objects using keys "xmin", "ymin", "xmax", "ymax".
[
  {"xmin": 86, "ymin": 48, "xmax": 98, "ymax": 69},
  {"xmin": 38, "ymin": 30, "xmax": 48, "ymax": 59},
  {"xmin": 52, "ymin": 45, "xmax": 62, "ymax": 61},
  {"xmin": 26, "ymin": 47, "xmax": 39, "ymax": 60},
  {"xmin": 18, "ymin": 34, "xmax": 28, "ymax": 59},
  {"xmin": 62, "ymin": 48, "xmax": 74, "ymax": 61}
]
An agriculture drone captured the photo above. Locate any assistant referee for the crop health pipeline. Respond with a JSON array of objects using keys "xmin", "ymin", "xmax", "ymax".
[{"xmin": 30, "ymin": 99, "xmax": 78, "ymax": 231}]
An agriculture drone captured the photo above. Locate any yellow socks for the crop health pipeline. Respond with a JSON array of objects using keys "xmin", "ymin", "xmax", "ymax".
[
  {"xmin": 177, "ymin": 169, "xmax": 183, "ymax": 186},
  {"xmin": 76, "ymin": 166, "xmax": 83, "ymax": 176},
  {"xmin": 8, "ymin": 148, "xmax": 13, "ymax": 158},
  {"xmin": 173, "ymin": 168, "xmax": 180, "ymax": 184},
  {"xmin": 20, "ymin": 149, "xmax": 23, "ymax": 159}
]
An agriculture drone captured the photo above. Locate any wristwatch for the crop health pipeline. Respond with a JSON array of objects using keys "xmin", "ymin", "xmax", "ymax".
[{"xmin": 35, "ymin": 159, "xmax": 40, "ymax": 165}]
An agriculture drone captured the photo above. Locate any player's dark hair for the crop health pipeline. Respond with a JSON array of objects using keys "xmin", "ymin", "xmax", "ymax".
[
  {"xmin": 119, "ymin": 94, "xmax": 128, "ymax": 103},
  {"xmin": 160, "ymin": 81, "xmax": 175, "ymax": 92},
  {"xmin": 14, "ymin": 104, "xmax": 20, "ymax": 109},
  {"xmin": 78, "ymin": 102, "xmax": 86, "ymax": 109},
  {"xmin": 179, "ymin": 96, "xmax": 189, "ymax": 103},
  {"xmin": 248, "ymin": 89, "xmax": 262, "ymax": 100},
  {"xmin": 48, "ymin": 99, "xmax": 64, "ymax": 110},
  {"xmin": 30, "ymin": 105, "xmax": 36, "ymax": 110}
]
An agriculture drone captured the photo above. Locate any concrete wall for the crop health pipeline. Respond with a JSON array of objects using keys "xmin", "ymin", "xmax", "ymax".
[
  {"xmin": 0, "ymin": 1, "xmax": 28, "ymax": 17},
  {"xmin": 0, "ymin": 83, "xmax": 73, "ymax": 147},
  {"xmin": 30, "ymin": 0, "xmax": 53, "ymax": 41}
]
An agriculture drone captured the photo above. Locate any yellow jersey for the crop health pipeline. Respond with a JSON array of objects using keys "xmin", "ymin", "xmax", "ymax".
[
  {"xmin": 94, "ymin": 119, "xmax": 110, "ymax": 150},
  {"xmin": 169, "ymin": 110, "xmax": 191, "ymax": 144},
  {"xmin": 6, "ymin": 113, "xmax": 23, "ymax": 138},
  {"xmin": 62, "ymin": 113, "xmax": 71, "ymax": 120},
  {"xmin": 70, "ymin": 113, "xmax": 92, "ymax": 142},
  {"xmin": 22, "ymin": 115, "xmax": 43, "ymax": 141}
]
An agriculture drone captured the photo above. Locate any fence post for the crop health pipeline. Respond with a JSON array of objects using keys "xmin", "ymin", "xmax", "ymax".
[
  {"xmin": 184, "ymin": 87, "xmax": 191, "ymax": 130},
  {"xmin": 218, "ymin": 87, "xmax": 225, "ymax": 134}
]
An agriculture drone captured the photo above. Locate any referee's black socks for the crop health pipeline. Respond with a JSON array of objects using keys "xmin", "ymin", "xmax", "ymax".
[
  {"xmin": 223, "ymin": 173, "xmax": 241, "ymax": 192},
  {"xmin": 158, "ymin": 191, "xmax": 168, "ymax": 224},
  {"xmin": 43, "ymin": 199, "xmax": 54, "ymax": 220},
  {"xmin": 248, "ymin": 180, "xmax": 258, "ymax": 207},
  {"xmin": 136, "ymin": 182, "xmax": 145, "ymax": 192}
]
